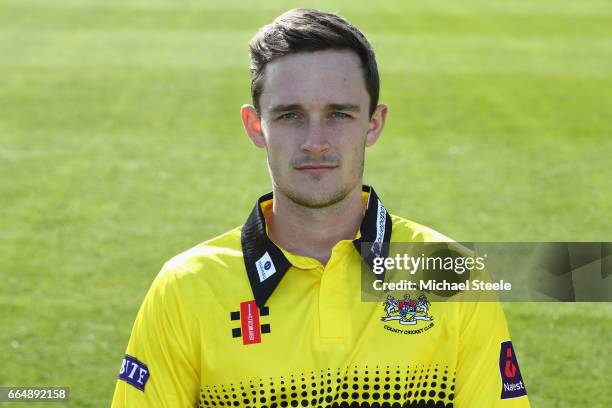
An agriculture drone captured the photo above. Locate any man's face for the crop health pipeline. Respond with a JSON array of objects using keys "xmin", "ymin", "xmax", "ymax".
[{"xmin": 253, "ymin": 50, "xmax": 385, "ymax": 208}]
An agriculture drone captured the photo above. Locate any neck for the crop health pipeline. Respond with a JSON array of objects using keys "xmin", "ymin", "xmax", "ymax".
[{"xmin": 267, "ymin": 185, "xmax": 364, "ymax": 265}]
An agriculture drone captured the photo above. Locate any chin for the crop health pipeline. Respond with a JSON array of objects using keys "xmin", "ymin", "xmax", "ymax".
[{"xmin": 282, "ymin": 184, "xmax": 354, "ymax": 209}]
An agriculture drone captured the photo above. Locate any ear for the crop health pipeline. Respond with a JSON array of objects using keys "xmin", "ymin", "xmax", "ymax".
[
  {"xmin": 240, "ymin": 104, "xmax": 266, "ymax": 148},
  {"xmin": 365, "ymin": 104, "xmax": 388, "ymax": 147}
]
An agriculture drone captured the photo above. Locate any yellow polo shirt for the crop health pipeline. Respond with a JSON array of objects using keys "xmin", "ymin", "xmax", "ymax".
[{"xmin": 112, "ymin": 186, "xmax": 529, "ymax": 407}]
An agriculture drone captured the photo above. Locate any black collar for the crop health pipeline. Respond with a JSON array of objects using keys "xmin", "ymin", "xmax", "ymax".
[{"xmin": 241, "ymin": 185, "xmax": 392, "ymax": 308}]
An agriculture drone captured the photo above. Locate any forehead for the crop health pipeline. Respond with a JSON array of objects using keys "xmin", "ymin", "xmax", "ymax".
[{"xmin": 260, "ymin": 50, "xmax": 369, "ymax": 110}]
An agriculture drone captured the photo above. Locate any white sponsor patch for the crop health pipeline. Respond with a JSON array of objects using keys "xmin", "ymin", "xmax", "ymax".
[{"xmin": 255, "ymin": 251, "xmax": 276, "ymax": 282}]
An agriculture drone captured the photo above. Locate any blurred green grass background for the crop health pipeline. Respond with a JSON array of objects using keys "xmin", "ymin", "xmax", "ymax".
[{"xmin": 1, "ymin": 0, "xmax": 611, "ymax": 406}]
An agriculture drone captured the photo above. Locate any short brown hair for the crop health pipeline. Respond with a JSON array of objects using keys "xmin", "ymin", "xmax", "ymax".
[{"xmin": 248, "ymin": 8, "xmax": 380, "ymax": 116}]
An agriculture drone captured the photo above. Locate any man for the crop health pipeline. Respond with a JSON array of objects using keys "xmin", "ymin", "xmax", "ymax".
[{"xmin": 112, "ymin": 9, "xmax": 529, "ymax": 407}]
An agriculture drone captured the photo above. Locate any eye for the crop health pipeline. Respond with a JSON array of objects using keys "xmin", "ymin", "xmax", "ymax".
[
  {"xmin": 277, "ymin": 112, "xmax": 300, "ymax": 121},
  {"xmin": 330, "ymin": 111, "xmax": 352, "ymax": 120}
]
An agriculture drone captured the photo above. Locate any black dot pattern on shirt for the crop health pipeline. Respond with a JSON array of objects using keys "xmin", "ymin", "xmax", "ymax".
[{"xmin": 197, "ymin": 364, "xmax": 455, "ymax": 408}]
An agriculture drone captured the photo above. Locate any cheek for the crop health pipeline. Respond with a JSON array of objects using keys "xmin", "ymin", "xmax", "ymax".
[
  {"xmin": 329, "ymin": 119, "xmax": 369, "ymax": 141},
  {"xmin": 267, "ymin": 138, "xmax": 292, "ymax": 158},
  {"xmin": 333, "ymin": 129, "xmax": 367, "ymax": 159},
  {"xmin": 265, "ymin": 137, "xmax": 297, "ymax": 169},
  {"xmin": 267, "ymin": 125, "xmax": 306, "ymax": 150}
]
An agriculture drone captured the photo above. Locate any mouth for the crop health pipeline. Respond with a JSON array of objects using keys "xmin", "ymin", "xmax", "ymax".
[{"xmin": 294, "ymin": 164, "xmax": 339, "ymax": 174}]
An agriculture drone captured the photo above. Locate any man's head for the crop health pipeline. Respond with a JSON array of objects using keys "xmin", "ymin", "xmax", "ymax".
[{"xmin": 241, "ymin": 9, "xmax": 387, "ymax": 208}]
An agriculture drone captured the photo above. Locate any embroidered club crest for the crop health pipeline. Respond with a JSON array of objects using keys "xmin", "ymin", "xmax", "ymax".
[{"xmin": 381, "ymin": 293, "xmax": 433, "ymax": 326}]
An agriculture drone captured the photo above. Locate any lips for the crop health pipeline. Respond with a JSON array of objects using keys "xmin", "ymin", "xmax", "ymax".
[
  {"xmin": 295, "ymin": 164, "xmax": 338, "ymax": 170},
  {"xmin": 294, "ymin": 164, "xmax": 338, "ymax": 173}
]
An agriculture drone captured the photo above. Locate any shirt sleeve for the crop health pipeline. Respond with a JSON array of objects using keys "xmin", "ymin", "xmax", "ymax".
[
  {"xmin": 111, "ymin": 264, "xmax": 201, "ymax": 407},
  {"xmin": 455, "ymin": 300, "xmax": 530, "ymax": 407}
]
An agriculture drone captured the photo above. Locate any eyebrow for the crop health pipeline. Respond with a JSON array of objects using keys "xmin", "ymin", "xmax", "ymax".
[
  {"xmin": 269, "ymin": 104, "xmax": 303, "ymax": 114},
  {"xmin": 268, "ymin": 103, "xmax": 361, "ymax": 114},
  {"xmin": 327, "ymin": 103, "xmax": 361, "ymax": 113}
]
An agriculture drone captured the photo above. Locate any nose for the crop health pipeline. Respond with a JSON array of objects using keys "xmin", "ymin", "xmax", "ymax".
[{"xmin": 300, "ymin": 116, "xmax": 330, "ymax": 155}]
